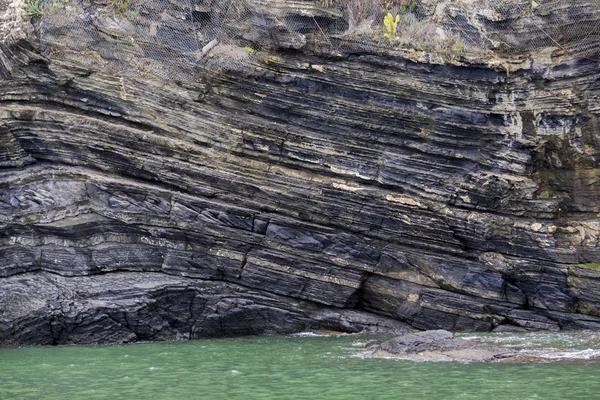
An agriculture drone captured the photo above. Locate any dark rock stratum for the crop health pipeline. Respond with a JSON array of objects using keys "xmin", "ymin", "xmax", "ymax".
[{"xmin": 2, "ymin": 0, "xmax": 600, "ymax": 345}]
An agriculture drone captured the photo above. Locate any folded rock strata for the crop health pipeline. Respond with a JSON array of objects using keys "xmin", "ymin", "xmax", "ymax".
[{"xmin": 1, "ymin": 0, "xmax": 600, "ymax": 345}]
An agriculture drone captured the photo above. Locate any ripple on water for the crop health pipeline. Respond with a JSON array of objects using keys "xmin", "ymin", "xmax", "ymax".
[
  {"xmin": 459, "ymin": 331, "xmax": 600, "ymax": 362},
  {"xmin": 290, "ymin": 332, "xmax": 331, "ymax": 337},
  {"xmin": 2, "ymin": 332, "xmax": 600, "ymax": 399},
  {"xmin": 462, "ymin": 331, "xmax": 600, "ymax": 346},
  {"xmin": 350, "ymin": 340, "xmax": 376, "ymax": 347},
  {"xmin": 539, "ymin": 348, "xmax": 600, "ymax": 360}
]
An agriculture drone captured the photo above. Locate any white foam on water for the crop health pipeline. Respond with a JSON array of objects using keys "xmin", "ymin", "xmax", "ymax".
[
  {"xmin": 539, "ymin": 348, "xmax": 600, "ymax": 360},
  {"xmin": 290, "ymin": 332, "xmax": 330, "ymax": 337},
  {"xmin": 350, "ymin": 341, "xmax": 376, "ymax": 347},
  {"xmin": 461, "ymin": 331, "xmax": 600, "ymax": 354}
]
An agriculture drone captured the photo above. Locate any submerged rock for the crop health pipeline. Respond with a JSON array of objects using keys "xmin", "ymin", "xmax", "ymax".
[
  {"xmin": 363, "ymin": 330, "xmax": 600, "ymax": 363},
  {"xmin": 363, "ymin": 330, "xmax": 518, "ymax": 363}
]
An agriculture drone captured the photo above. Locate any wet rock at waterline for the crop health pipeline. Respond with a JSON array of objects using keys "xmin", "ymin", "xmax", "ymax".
[
  {"xmin": 361, "ymin": 330, "xmax": 600, "ymax": 363},
  {"xmin": 362, "ymin": 330, "xmax": 518, "ymax": 363}
]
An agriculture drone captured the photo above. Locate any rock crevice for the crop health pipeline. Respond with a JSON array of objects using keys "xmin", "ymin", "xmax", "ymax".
[{"xmin": 2, "ymin": 0, "xmax": 600, "ymax": 344}]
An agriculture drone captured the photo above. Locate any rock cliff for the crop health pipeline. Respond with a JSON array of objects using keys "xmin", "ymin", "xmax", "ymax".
[{"xmin": 2, "ymin": 0, "xmax": 600, "ymax": 345}]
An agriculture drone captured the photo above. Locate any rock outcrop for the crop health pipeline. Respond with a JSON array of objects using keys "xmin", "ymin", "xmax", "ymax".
[
  {"xmin": 2, "ymin": 0, "xmax": 600, "ymax": 345},
  {"xmin": 361, "ymin": 330, "xmax": 519, "ymax": 362},
  {"xmin": 361, "ymin": 329, "xmax": 600, "ymax": 363}
]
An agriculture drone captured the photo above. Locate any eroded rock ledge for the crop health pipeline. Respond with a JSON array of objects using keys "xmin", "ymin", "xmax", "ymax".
[
  {"xmin": 361, "ymin": 330, "xmax": 518, "ymax": 362},
  {"xmin": 2, "ymin": 0, "xmax": 600, "ymax": 345},
  {"xmin": 360, "ymin": 330, "xmax": 600, "ymax": 363}
]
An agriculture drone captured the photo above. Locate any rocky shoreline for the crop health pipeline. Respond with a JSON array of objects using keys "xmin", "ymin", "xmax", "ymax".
[{"xmin": 360, "ymin": 330, "xmax": 600, "ymax": 363}]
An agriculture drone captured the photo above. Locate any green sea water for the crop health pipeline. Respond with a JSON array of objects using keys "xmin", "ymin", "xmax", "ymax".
[{"xmin": 1, "ymin": 333, "xmax": 600, "ymax": 400}]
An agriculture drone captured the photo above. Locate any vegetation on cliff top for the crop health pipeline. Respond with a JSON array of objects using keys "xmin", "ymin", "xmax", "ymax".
[{"xmin": 26, "ymin": 0, "xmax": 43, "ymax": 18}]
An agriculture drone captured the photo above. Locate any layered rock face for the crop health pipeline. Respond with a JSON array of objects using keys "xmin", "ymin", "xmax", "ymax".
[{"xmin": 2, "ymin": 0, "xmax": 600, "ymax": 345}]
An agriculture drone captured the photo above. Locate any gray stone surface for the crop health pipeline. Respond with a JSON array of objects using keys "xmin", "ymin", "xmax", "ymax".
[
  {"xmin": 363, "ymin": 330, "xmax": 519, "ymax": 362},
  {"xmin": 1, "ymin": 1, "xmax": 600, "ymax": 345},
  {"xmin": 0, "ymin": 271, "xmax": 411, "ymax": 345},
  {"xmin": 375, "ymin": 330, "xmax": 454, "ymax": 353}
]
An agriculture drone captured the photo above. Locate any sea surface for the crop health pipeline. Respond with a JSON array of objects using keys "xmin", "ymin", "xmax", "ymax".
[{"xmin": 1, "ymin": 332, "xmax": 600, "ymax": 400}]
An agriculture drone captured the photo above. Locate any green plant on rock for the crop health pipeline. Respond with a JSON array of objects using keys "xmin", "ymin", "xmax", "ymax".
[
  {"xmin": 382, "ymin": 0, "xmax": 415, "ymax": 11},
  {"xmin": 109, "ymin": 0, "xmax": 130, "ymax": 15},
  {"xmin": 383, "ymin": 12, "xmax": 400, "ymax": 40},
  {"xmin": 26, "ymin": 0, "xmax": 43, "ymax": 18},
  {"xmin": 399, "ymin": 1, "xmax": 416, "ymax": 14},
  {"xmin": 576, "ymin": 263, "xmax": 600, "ymax": 272}
]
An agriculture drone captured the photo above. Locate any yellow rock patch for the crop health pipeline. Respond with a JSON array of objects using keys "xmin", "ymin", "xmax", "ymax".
[{"xmin": 385, "ymin": 194, "xmax": 421, "ymax": 207}]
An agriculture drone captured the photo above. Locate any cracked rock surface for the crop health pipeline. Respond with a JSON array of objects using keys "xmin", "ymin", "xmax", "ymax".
[{"xmin": 2, "ymin": 0, "xmax": 600, "ymax": 345}]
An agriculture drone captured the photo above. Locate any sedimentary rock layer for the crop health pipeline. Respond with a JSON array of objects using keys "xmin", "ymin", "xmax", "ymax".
[{"xmin": 2, "ymin": 0, "xmax": 600, "ymax": 344}]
